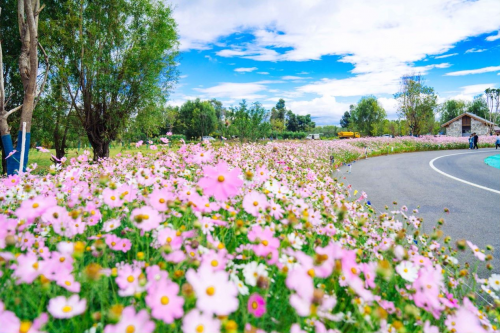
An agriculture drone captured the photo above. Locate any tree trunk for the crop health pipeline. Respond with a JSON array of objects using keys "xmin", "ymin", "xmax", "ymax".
[{"xmin": 89, "ymin": 138, "xmax": 110, "ymax": 161}]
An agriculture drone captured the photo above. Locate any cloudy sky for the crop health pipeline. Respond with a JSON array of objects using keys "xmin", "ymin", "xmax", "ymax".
[{"xmin": 167, "ymin": 0, "xmax": 500, "ymax": 125}]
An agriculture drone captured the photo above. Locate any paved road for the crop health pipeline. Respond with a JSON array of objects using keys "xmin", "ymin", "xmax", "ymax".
[{"xmin": 339, "ymin": 148, "xmax": 500, "ymax": 275}]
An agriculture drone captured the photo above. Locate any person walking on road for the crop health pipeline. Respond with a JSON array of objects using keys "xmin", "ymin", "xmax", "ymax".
[
  {"xmin": 473, "ymin": 133, "xmax": 479, "ymax": 149},
  {"xmin": 496, "ymin": 134, "xmax": 500, "ymax": 149},
  {"xmin": 468, "ymin": 134, "xmax": 474, "ymax": 149}
]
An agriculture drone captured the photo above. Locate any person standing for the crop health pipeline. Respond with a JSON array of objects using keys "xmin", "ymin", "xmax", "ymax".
[
  {"xmin": 468, "ymin": 134, "xmax": 474, "ymax": 149},
  {"xmin": 473, "ymin": 133, "xmax": 479, "ymax": 149},
  {"xmin": 496, "ymin": 134, "xmax": 500, "ymax": 149}
]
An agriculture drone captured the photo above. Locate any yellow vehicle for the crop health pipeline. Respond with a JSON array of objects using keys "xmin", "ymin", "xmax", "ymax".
[{"xmin": 337, "ymin": 131, "xmax": 361, "ymax": 139}]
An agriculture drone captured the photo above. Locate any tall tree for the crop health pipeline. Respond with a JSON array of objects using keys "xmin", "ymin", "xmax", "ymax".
[
  {"xmin": 350, "ymin": 96, "xmax": 386, "ymax": 136},
  {"xmin": 394, "ymin": 75, "xmax": 437, "ymax": 136},
  {"xmin": 485, "ymin": 88, "xmax": 500, "ymax": 134},
  {"xmin": 48, "ymin": 0, "xmax": 178, "ymax": 160},
  {"xmin": 340, "ymin": 110, "xmax": 351, "ymax": 128},
  {"xmin": 229, "ymin": 100, "xmax": 270, "ymax": 142},
  {"xmin": 1, "ymin": 1, "xmax": 49, "ymax": 175}
]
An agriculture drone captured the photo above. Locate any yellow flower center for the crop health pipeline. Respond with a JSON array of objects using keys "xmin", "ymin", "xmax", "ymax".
[
  {"xmin": 19, "ymin": 321, "xmax": 32, "ymax": 333},
  {"xmin": 253, "ymin": 201, "xmax": 258, "ymax": 206},
  {"xmin": 32, "ymin": 203, "xmax": 39, "ymax": 209},
  {"xmin": 161, "ymin": 296, "xmax": 170, "ymax": 305},
  {"xmin": 211, "ymin": 260, "xmax": 218, "ymax": 267},
  {"xmin": 307, "ymin": 268, "xmax": 315, "ymax": 277},
  {"xmin": 206, "ymin": 286, "xmax": 215, "ymax": 296},
  {"xmin": 62, "ymin": 305, "xmax": 72, "ymax": 313},
  {"xmin": 110, "ymin": 196, "xmax": 116, "ymax": 201},
  {"xmin": 111, "ymin": 242, "xmax": 116, "ymax": 246},
  {"xmin": 252, "ymin": 301, "xmax": 258, "ymax": 309},
  {"xmin": 217, "ymin": 176, "xmax": 225, "ymax": 182},
  {"xmin": 65, "ymin": 281, "xmax": 71, "ymax": 286},
  {"xmin": 166, "ymin": 237, "xmax": 172, "ymax": 243},
  {"xmin": 159, "ymin": 198, "xmax": 166, "ymax": 204},
  {"xmin": 262, "ymin": 240, "xmax": 269, "ymax": 246},
  {"xmin": 127, "ymin": 275, "xmax": 135, "ymax": 283},
  {"xmin": 196, "ymin": 325, "xmax": 205, "ymax": 333},
  {"xmin": 126, "ymin": 325, "xmax": 135, "ymax": 333},
  {"xmin": 404, "ymin": 268, "xmax": 408, "ymax": 273}
]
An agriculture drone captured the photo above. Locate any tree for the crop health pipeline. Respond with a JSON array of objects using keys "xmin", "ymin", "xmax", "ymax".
[
  {"xmin": 286, "ymin": 111, "xmax": 299, "ymax": 132},
  {"xmin": 467, "ymin": 95, "xmax": 489, "ymax": 119},
  {"xmin": 350, "ymin": 96, "xmax": 386, "ymax": 136},
  {"xmin": 1, "ymin": 1, "xmax": 49, "ymax": 175},
  {"xmin": 340, "ymin": 110, "xmax": 351, "ymax": 129},
  {"xmin": 48, "ymin": 0, "xmax": 178, "ymax": 160},
  {"xmin": 439, "ymin": 99, "xmax": 467, "ymax": 124},
  {"xmin": 485, "ymin": 88, "xmax": 500, "ymax": 134},
  {"xmin": 229, "ymin": 100, "xmax": 270, "ymax": 142},
  {"xmin": 178, "ymin": 99, "xmax": 217, "ymax": 140},
  {"xmin": 394, "ymin": 75, "xmax": 437, "ymax": 136},
  {"xmin": 164, "ymin": 105, "xmax": 180, "ymax": 133}
]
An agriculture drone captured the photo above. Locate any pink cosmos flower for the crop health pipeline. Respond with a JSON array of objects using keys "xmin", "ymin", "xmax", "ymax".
[
  {"xmin": 445, "ymin": 306, "xmax": 486, "ymax": 333},
  {"xmin": 248, "ymin": 225, "xmax": 280, "ymax": 257},
  {"xmin": 2, "ymin": 174, "xmax": 20, "ymax": 188},
  {"xmin": 286, "ymin": 267, "xmax": 314, "ymax": 316},
  {"xmin": 36, "ymin": 146, "xmax": 50, "ymax": 153},
  {"xmin": 47, "ymin": 295, "xmax": 86, "ymax": 319},
  {"xmin": 145, "ymin": 277, "xmax": 184, "ymax": 323},
  {"xmin": 149, "ymin": 188, "xmax": 174, "ymax": 212},
  {"xmin": 200, "ymin": 249, "xmax": 228, "ymax": 271},
  {"xmin": 115, "ymin": 264, "xmax": 145, "ymax": 297},
  {"xmin": 466, "ymin": 241, "xmax": 486, "ymax": 261},
  {"xmin": 12, "ymin": 253, "xmax": 42, "ymax": 284},
  {"xmin": 242, "ymin": 191, "xmax": 268, "ymax": 216},
  {"xmin": 16, "ymin": 195, "xmax": 57, "ymax": 223},
  {"xmin": 55, "ymin": 272, "xmax": 81, "ymax": 293},
  {"xmin": 130, "ymin": 206, "xmax": 162, "ymax": 232},
  {"xmin": 160, "ymin": 137, "xmax": 169, "ymax": 144},
  {"xmin": 166, "ymin": 132, "xmax": 172, "ymax": 136},
  {"xmin": 135, "ymin": 140, "xmax": 144, "ymax": 148},
  {"xmin": 104, "ymin": 306, "xmax": 155, "ymax": 333},
  {"xmin": 185, "ymin": 263, "xmax": 239, "ymax": 316},
  {"xmin": 102, "ymin": 188, "xmax": 124, "ymax": 208},
  {"xmin": 106, "ymin": 234, "xmax": 131, "ymax": 252},
  {"xmin": 197, "ymin": 162, "xmax": 243, "ymax": 201},
  {"xmin": 182, "ymin": 309, "xmax": 220, "ymax": 333},
  {"xmin": 156, "ymin": 227, "xmax": 183, "ymax": 250},
  {"xmin": 0, "ymin": 303, "xmax": 48, "ymax": 333},
  {"xmin": 248, "ymin": 293, "xmax": 266, "ymax": 317},
  {"xmin": 150, "ymin": 145, "xmax": 158, "ymax": 150},
  {"xmin": 412, "ymin": 265, "xmax": 445, "ymax": 318},
  {"xmin": 5, "ymin": 150, "xmax": 16, "ymax": 159}
]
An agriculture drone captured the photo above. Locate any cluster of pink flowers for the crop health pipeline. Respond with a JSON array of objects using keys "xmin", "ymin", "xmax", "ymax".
[{"xmin": 0, "ymin": 138, "xmax": 497, "ymax": 332}]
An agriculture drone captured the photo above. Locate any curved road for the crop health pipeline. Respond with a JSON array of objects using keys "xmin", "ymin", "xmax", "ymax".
[{"xmin": 340, "ymin": 148, "xmax": 500, "ymax": 275}]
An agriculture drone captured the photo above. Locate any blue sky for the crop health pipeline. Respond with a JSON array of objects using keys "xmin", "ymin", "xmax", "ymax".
[{"xmin": 168, "ymin": 0, "xmax": 500, "ymax": 125}]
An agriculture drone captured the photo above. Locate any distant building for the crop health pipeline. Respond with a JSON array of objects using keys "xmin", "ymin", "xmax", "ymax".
[{"xmin": 441, "ymin": 112, "xmax": 499, "ymax": 137}]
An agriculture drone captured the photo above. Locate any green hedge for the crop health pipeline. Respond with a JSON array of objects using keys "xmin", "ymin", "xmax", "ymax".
[{"xmin": 271, "ymin": 131, "xmax": 307, "ymax": 139}]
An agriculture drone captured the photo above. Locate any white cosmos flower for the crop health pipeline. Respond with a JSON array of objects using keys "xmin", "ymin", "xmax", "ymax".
[
  {"xmin": 287, "ymin": 233, "xmax": 304, "ymax": 250},
  {"xmin": 230, "ymin": 275, "xmax": 249, "ymax": 295},
  {"xmin": 395, "ymin": 261, "xmax": 419, "ymax": 282},
  {"xmin": 488, "ymin": 274, "xmax": 500, "ymax": 291},
  {"xmin": 242, "ymin": 261, "xmax": 268, "ymax": 286}
]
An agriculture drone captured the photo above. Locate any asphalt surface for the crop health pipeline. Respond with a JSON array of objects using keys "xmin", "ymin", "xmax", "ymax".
[{"xmin": 339, "ymin": 148, "xmax": 500, "ymax": 275}]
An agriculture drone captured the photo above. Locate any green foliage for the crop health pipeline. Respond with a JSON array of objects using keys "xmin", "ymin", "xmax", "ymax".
[
  {"xmin": 178, "ymin": 99, "xmax": 218, "ymax": 140},
  {"xmin": 309, "ymin": 125, "xmax": 339, "ymax": 138},
  {"xmin": 340, "ymin": 109, "xmax": 352, "ymax": 129},
  {"xmin": 271, "ymin": 131, "xmax": 307, "ymax": 139},
  {"xmin": 394, "ymin": 75, "xmax": 438, "ymax": 136},
  {"xmin": 439, "ymin": 99, "xmax": 467, "ymax": 124},
  {"xmin": 41, "ymin": 0, "xmax": 179, "ymax": 158},
  {"xmin": 467, "ymin": 95, "xmax": 489, "ymax": 119},
  {"xmin": 350, "ymin": 96, "xmax": 386, "ymax": 136},
  {"xmin": 228, "ymin": 100, "xmax": 271, "ymax": 142},
  {"xmin": 286, "ymin": 111, "xmax": 315, "ymax": 132}
]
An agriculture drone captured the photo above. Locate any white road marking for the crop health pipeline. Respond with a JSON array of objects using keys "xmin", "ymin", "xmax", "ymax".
[{"xmin": 429, "ymin": 150, "xmax": 500, "ymax": 195}]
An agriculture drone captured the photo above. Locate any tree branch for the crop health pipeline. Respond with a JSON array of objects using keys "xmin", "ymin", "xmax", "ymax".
[
  {"xmin": 34, "ymin": 41, "xmax": 49, "ymax": 108},
  {"xmin": 1, "ymin": 105, "xmax": 23, "ymax": 119}
]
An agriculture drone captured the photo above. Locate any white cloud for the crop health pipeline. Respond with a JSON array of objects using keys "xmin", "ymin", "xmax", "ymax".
[
  {"xmin": 297, "ymin": 71, "xmax": 309, "ymax": 75},
  {"xmin": 460, "ymin": 83, "xmax": 496, "ymax": 95},
  {"xmin": 193, "ymin": 82, "xmax": 267, "ymax": 100},
  {"xmin": 287, "ymin": 95, "xmax": 351, "ymax": 125},
  {"xmin": 282, "ymin": 75, "xmax": 311, "ymax": 80},
  {"xmin": 234, "ymin": 67, "xmax": 258, "ymax": 73},
  {"xmin": 465, "ymin": 48, "xmax": 487, "ymax": 53},
  {"xmin": 445, "ymin": 66, "xmax": 500, "ymax": 76},
  {"xmin": 435, "ymin": 53, "xmax": 458, "ymax": 59},
  {"xmin": 377, "ymin": 97, "xmax": 399, "ymax": 119},
  {"xmin": 179, "ymin": 75, "xmax": 188, "ymax": 79},
  {"xmin": 257, "ymin": 71, "xmax": 269, "ymax": 75},
  {"xmin": 486, "ymin": 31, "xmax": 500, "ymax": 41},
  {"xmin": 204, "ymin": 55, "xmax": 217, "ymax": 63}
]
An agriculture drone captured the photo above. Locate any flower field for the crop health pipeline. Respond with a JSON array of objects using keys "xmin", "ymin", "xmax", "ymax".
[{"xmin": 0, "ymin": 136, "xmax": 499, "ymax": 333}]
